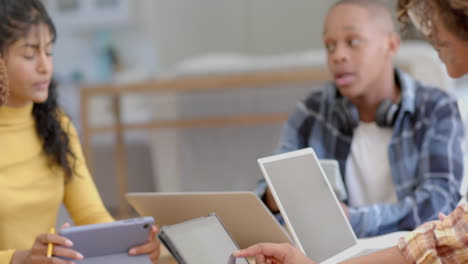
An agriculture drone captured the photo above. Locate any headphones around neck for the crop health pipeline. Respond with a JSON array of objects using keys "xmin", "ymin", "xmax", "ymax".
[{"xmin": 336, "ymin": 96, "xmax": 400, "ymax": 131}]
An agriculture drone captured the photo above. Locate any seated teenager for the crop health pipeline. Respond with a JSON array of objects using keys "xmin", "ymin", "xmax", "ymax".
[
  {"xmin": 0, "ymin": 1, "xmax": 160, "ymax": 263},
  {"xmin": 237, "ymin": 0, "xmax": 468, "ymax": 262},
  {"xmin": 259, "ymin": 0, "xmax": 464, "ymax": 237}
]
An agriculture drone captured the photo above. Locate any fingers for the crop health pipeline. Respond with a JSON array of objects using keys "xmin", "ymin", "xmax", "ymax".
[
  {"xmin": 60, "ymin": 222, "xmax": 71, "ymax": 229},
  {"xmin": 233, "ymin": 243, "xmax": 267, "ymax": 258},
  {"xmin": 28, "ymin": 255, "xmax": 77, "ymax": 264},
  {"xmin": 33, "ymin": 233, "xmax": 83, "ymax": 261},
  {"xmin": 129, "ymin": 241, "xmax": 160, "ymax": 264},
  {"xmin": 148, "ymin": 225, "xmax": 158, "ymax": 241},
  {"xmin": 36, "ymin": 233, "xmax": 73, "ymax": 248},
  {"xmin": 255, "ymin": 254, "xmax": 267, "ymax": 264},
  {"xmin": 129, "ymin": 224, "xmax": 161, "ymax": 262},
  {"xmin": 149, "ymin": 250, "xmax": 160, "ymax": 264},
  {"xmin": 53, "ymin": 246, "xmax": 84, "ymax": 261},
  {"xmin": 438, "ymin": 212, "xmax": 447, "ymax": 221},
  {"xmin": 31, "ymin": 242, "xmax": 83, "ymax": 261},
  {"xmin": 340, "ymin": 203, "xmax": 350, "ymax": 219},
  {"xmin": 234, "ymin": 243, "xmax": 289, "ymax": 260},
  {"xmin": 129, "ymin": 240, "xmax": 159, "ymax": 256}
]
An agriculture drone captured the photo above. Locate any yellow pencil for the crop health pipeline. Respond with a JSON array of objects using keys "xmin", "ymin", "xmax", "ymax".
[{"xmin": 47, "ymin": 227, "xmax": 55, "ymax": 257}]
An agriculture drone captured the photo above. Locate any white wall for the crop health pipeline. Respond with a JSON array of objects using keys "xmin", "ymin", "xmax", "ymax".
[
  {"xmin": 52, "ymin": 0, "xmax": 401, "ymax": 77},
  {"xmin": 52, "ymin": 0, "xmax": 337, "ymax": 121},
  {"xmin": 247, "ymin": 0, "xmax": 334, "ymax": 54},
  {"xmin": 136, "ymin": 0, "xmax": 335, "ymax": 71},
  {"xmin": 144, "ymin": 0, "xmax": 250, "ymax": 70}
]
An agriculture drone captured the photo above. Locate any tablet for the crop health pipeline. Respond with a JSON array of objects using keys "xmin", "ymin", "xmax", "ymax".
[
  {"xmin": 158, "ymin": 214, "xmax": 249, "ymax": 264},
  {"xmin": 258, "ymin": 148, "xmax": 356, "ymax": 262},
  {"xmin": 58, "ymin": 216, "xmax": 154, "ymax": 264}
]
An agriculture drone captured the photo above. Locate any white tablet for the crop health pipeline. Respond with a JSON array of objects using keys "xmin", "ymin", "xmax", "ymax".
[{"xmin": 258, "ymin": 148, "xmax": 356, "ymax": 263}]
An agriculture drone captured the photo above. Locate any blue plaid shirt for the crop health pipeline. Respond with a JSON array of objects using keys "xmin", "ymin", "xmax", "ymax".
[{"xmin": 258, "ymin": 69, "xmax": 464, "ymax": 237}]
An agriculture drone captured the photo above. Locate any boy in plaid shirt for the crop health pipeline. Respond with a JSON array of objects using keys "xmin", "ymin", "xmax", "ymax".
[{"xmin": 236, "ymin": 0, "xmax": 468, "ymax": 263}]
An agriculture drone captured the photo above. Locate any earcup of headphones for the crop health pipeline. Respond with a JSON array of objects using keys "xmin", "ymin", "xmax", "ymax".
[{"xmin": 375, "ymin": 99, "xmax": 400, "ymax": 127}]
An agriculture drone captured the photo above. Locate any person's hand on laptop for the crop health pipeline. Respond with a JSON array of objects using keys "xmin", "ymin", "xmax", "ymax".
[
  {"xmin": 234, "ymin": 243, "xmax": 316, "ymax": 264},
  {"xmin": 340, "ymin": 202, "xmax": 350, "ymax": 220},
  {"xmin": 128, "ymin": 224, "xmax": 161, "ymax": 263},
  {"xmin": 235, "ymin": 243, "xmax": 411, "ymax": 264},
  {"xmin": 264, "ymin": 187, "xmax": 280, "ymax": 213}
]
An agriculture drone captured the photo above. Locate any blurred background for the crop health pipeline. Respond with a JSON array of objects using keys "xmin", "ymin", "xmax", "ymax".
[{"xmin": 45, "ymin": 0, "xmax": 468, "ymax": 219}]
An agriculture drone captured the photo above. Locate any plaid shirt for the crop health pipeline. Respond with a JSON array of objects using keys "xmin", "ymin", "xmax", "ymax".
[
  {"xmin": 398, "ymin": 203, "xmax": 468, "ymax": 264},
  {"xmin": 258, "ymin": 69, "xmax": 464, "ymax": 237}
]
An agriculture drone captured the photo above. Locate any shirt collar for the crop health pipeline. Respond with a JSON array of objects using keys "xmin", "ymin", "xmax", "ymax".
[
  {"xmin": 395, "ymin": 68, "xmax": 416, "ymax": 115},
  {"xmin": 0, "ymin": 103, "xmax": 34, "ymax": 126},
  {"xmin": 331, "ymin": 68, "xmax": 417, "ymax": 114}
]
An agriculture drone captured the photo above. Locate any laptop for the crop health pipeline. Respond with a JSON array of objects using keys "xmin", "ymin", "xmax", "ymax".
[
  {"xmin": 126, "ymin": 191, "xmax": 292, "ymax": 249},
  {"xmin": 258, "ymin": 148, "xmax": 391, "ymax": 263}
]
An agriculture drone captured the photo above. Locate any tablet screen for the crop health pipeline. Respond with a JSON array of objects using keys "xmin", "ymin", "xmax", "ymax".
[
  {"xmin": 259, "ymin": 149, "xmax": 356, "ymax": 262},
  {"xmin": 160, "ymin": 215, "xmax": 248, "ymax": 264}
]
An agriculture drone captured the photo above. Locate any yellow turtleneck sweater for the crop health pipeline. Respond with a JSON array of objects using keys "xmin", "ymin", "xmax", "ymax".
[{"xmin": 0, "ymin": 104, "xmax": 114, "ymax": 263}]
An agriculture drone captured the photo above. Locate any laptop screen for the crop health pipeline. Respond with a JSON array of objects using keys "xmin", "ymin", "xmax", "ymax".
[
  {"xmin": 159, "ymin": 215, "xmax": 249, "ymax": 264},
  {"xmin": 259, "ymin": 148, "xmax": 357, "ymax": 262}
]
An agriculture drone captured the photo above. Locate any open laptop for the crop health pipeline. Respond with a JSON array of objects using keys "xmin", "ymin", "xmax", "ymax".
[
  {"xmin": 258, "ymin": 148, "xmax": 393, "ymax": 263},
  {"xmin": 126, "ymin": 191, "xmax": 292, "ymax": 249}
]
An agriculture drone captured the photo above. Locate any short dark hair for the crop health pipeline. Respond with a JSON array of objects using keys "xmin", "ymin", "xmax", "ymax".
[
  {"xmin": 334, "ymin": 0, "xmax": 389, "ymax": 11},
  {"xmin": 332, "ymin": 0, "xmax": 396, "ymax": 33}
]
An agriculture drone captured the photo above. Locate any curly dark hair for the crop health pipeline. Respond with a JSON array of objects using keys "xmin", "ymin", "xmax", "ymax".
[
  {"xmin": 397, "ymin": 0, "xmax": 468, "ymax": 44},
  {"xmin": 0, "ymin": 59, "xmax": 7, "ymax": 106},
  {"xmin": 0, "ymin": 0, "xmax": 76, "ymax": 181}
]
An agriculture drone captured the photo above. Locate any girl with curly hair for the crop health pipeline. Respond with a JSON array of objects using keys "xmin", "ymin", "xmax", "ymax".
[
  {"xmin": 398, "ymin": 0, "xmax": 468, "ymax": 78},
  {"xmin": 0, "ymin": 1, "xmax": 160, "ymax": 263}
]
